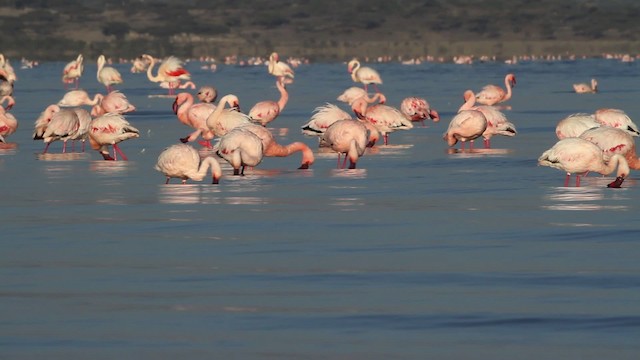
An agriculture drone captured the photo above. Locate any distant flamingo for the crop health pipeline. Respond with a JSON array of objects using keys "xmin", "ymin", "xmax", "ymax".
[
  {"xmin": 337, "ymin": 87, "xmax": 368, "ymax": 104},
  {"xmin": 579, "ymin": 126, "xmax": 640, "ymax": 169},
  {"xmin": 268, "ymin": 52, "xmax": 295, "ymax": 80},
  {"xmin": 57, "ymin": 90, "xmax": 103, "ymax": 107},
  {"xmin": 90, "ymin": 91, "xmax": 136, "ymax": 116},
  {"xmin": 173, "ymin": 92, "xmax": 216, "ymax": 147},
  {"xmin": 475, "ymin": 73, "xmax": 516, "ymax": 106},
  {"xmin": 216, "ymin": 127, "xmax": 264, "ymax": 175},
  {"xmin": 130, "ymin": 56, "xmax": 150, "ymax": 73},
  {"xmin": 594, "ymin": 108, "xmax": 640, "ymax": 136},
  {"xmin": 249, "ymin": 77, "xmax": 289, "ymax": 126},
  {"xmin": 460, "ymin": 90, "xmax": 516, "ymax": 148},
  {"xmin": 400, "ymin": 96, "xmax": 440, "ymax": 126},
  {"xmin": 97, "ymin": 55, "xmax": 122, "ymax": 93},
  {"xmin": 348, "ymin": 59, "xmax": 382, "ymax": 93},
  {"xmin": 573, "ymin": 78, "xmax": 597, "ymax": 93},
  {"xmin": 555, "ymin": 113, "xmax": 601, "ymax": 139},
  {"xmin": 89, "ymin": 113, "xmax": 139, "ymax": 160},
  {"xmin": 62, "ymin": 54, "xmax": 83, "ymax": 89},
  {"xmin": 443, "ymin": 93, "xmax": 487, "ymax": 149},
  {"xmin": 197, "ymin": 86, "xmax": 218, "ymax": 103},
  {"xmin": 35, "ymin": 108, "xmax": 80, "ymax": 153},
  {"xmin": 241, "ymin": 124, "xmax": 314, "ymax": 169},
  {"xmin": 205, "ymin": 94, "xmax": 251, "ymax": 137},
  {"xmin": 143, "ymin": 54, "xmax": 191, "ymax": 96},
  {"xmin": 155, "ymin": 144, "xmax": 222, "ymax": 184},
  {"xmin": 0, "ymin": 103, "xmax": 18, "ymax": 143},
  {"xmin": 321, "ymin": 119, "xmax": 368, "ymax": 169},
  {"xmin": 538, "ymin": 137, "xmax": 629, "ymax": 188}
]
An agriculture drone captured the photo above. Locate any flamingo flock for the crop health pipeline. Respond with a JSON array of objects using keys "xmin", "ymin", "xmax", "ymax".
[{"xmin": 2, "ymin": 51, "xmax": 637, "ymax": 188}]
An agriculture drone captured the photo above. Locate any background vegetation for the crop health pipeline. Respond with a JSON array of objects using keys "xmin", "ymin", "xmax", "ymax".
[{"xmin": 1, "ymin": 0, "xmax": 640, "ymax": 61}]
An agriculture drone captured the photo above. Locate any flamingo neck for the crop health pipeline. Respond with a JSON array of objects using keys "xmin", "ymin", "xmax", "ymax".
[
  {"xmin": 276, "ymin": 80, "xmax": 288, "ymax": 111},
  {"xmin": 605, "ymin": 154, "xmax": 630, "ymax": 178},
  {"xmin": 265, "ymin": 141, "xmax": 314, "ymax": 165},
  {"xmin": 190, "ymin": 156, "xmax": 222, "ymax": 183},
  {"xmin": 176, "ymin": 94, "xmax": 194, "ymax": 125},
  {"xmin": 624, "ymin": 144, "xmax": 640, "ymax": 170},
  {"xmin": 502, "ymin": 76, "xmax": 513, "ymax": 102},
  {"xmin": 90, "ymin": 94, "xmax": 104, "ymax": 106},
  {"xmin": 458, "ymin": 91, "xmax": 477, "ymax": 112},
  {"xmin": 146, "ymin": 57, "xmax": 162, "ymax": 82}
]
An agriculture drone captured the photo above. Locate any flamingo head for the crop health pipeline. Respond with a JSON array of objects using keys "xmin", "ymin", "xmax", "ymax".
[
  {"xmin": 463, "ymin": 90, "xmax": 475, "ymax": 102},
  {"xmin": 172, "ymin": 93, "xmax": 188, "ymax": 114},
  {"xmin": 607, "ymin": 176, "xmax": 625, "ymax": 188},
  {"xmin": 507, "ymin": 74, "xmax": 516, "ymax": 87},
  {"xmin": 377, "ymin": 93, "xmax": 387, "ymax": 104},
  {"xmin": 429, "ymin": 109, "xmax": 440, "ymax": 122},
  {"xmin": 347, "ymin": 59, "xmax": 358, "ymax": 73}
]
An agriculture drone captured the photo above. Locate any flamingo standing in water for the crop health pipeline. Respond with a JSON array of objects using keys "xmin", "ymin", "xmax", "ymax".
[
  {"xmin": 321, "ymin": 119, "xmax": 368, "ymax": 169},
  {"xmin": 35, "ymin": 108, "xmax": 80, "ymax": 154},
  {"xmin": 475, "ymin": 73, "xmax": 516, "ymax": 106},
  {"xmin": 348, "ymin": 59, "xmax": 382, "ymax": 93},
  {"xmin": 69, "ymin": 108, "xmax": 92, "ymax": 152},
  {"xmin": 90, "ymin": 91, "xmax": 136, "ymax": 116},
  {"xmin": 268, "ymin": 52, "xmax": 295, "ymax": 80},
  {"xmin": 443, "ymin": 93, "xmax": 487, "ymax": 149},
  {"xmin": 142, "ymin": 54, "xmax": 191, "ymax": 96},
  {"xmin": 97, "ymin": 55, "xmax": 123, "ymax": 93},
  {"xmin": 594, "ymin": 108, "xmax": 640, "ymax": 137},
  {"xmin": 538, "ymin": 137, "xmax": 629, "ymax": 188},
  {"xmin": 216, "ymin": 127, "xmax": 264, "ymax": 175},
  {"xmin": 32, "ymin": 104, "xmax": 61, "ymax": 144},
  {"xmin": 248, "ymin": 77, "xmax": 290, "ymax": 127},
  {"xmin": 400, "ymin": 96, "xmax": 440, "ymax": 126},
  {"xmin": 302, "ymin": 102, "xmax": 380, "ymax": 147},
  {"xmin": 173, "ymin": 92, "xmax": 216, "ymax": 147},
  {"xmin": 89, "ymin": 113, "xmax": 139, "ymax": 160},
  {"xmin": 573, "ymin": 78, "xmax": 598, "ymax": 93},
  {"xmin": 0, "ymin": 101, "xmax": 18, "ymax": 143},
  {"xmin": 155, "ymin": 144, "xmax": 222, "ymax": 184},
  {"xmin": 57, "ymin": 90, "xmax": 103, "ymax": 107},
  {"xmin": 460, "ymin": 90, "xmax": 516, "ymax": 148},
  {"xmin": 197, "ymin": 86, "xmax": 218, "ymax": 103},
  {"xmin": 555, "ymin": 113, "xmax": 600, "ymax": 139},
  {"xmin": 356, "ymin": 93, "xmax": 413, "ymax": 145},
  {"xmin": 240, "ymin": 124, "xmax": 314, "ymax": 169},
  {"xmin": 205, "ymin": 94, "xmax": 251, "ymax": 137},
  {"xmin": 62, "ymin": 54, "xmax": 83, "ymax": 89},
  {"xmin": 337, "ymin": 87, "xmax": 368, "ymax": 104},
  {"xmin": 579, "ymin": 126, "xmax": 640, "ymax": 169},
  {"xmin": 160, "ymin": 80, "xmax": 195, "ymax": 90}
]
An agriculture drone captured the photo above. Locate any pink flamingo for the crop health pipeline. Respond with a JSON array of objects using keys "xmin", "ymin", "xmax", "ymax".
[
  {"xmin": 155, "ymin": 144, "xmax": 222, "ymax": 184},
  {"xmin": 143, "ymin": 54, "xmax": 190, "ymax": 96},
  {"xmin": 302, "ymin": 102, "xmax": 380, "ymax": 147},
  {"xmin": 1, "ymin": 94, "xmax": 15, "ymax": 110},
  {"xmin": 173, "ymin": 92, "xmax": 216, "ymax": 147},
  {"xmin": 460, "ymin": 90, "xmax": 516, "ymax": 148},
  {"xmin": 0, "ymin": 101, "xmax": 18, "ymax": 143},
  {"xmin": 400, "ymin": 96, "xmax": 440, "ymax": 126},
  {"xmin": 337, "ymin": 87, "xmax": 368, "ymax": 104},
  {"xmin": 90, "ymin": 91, "xmax": 136, "ymax": 116},
  {"xmin": 57, "ymin": 90, "xmax": 103, "ymax": 107},
  {"xmin": 205, "ymin": 94, "xmax": 252, "ymax": 137},
  {"xmin": 36, "ymin": 109, "xmax": 80, "ymax": 154},
  {"xmin": 321, "ymin": 119, "xmax": 368, "ymax": 169},
  {"xmin": 579, "ymin": 126, "xmax": 640, "ymax": 169},
  {"xmin": 475, "ymin": 73, "xmax": 516, "ymax": 106},
  {"xmin": 249, "ymin": 77, "xmax": 289, "ymax": 126},
  {"xmin": 241, "ymin": 124, "xmax": 314, "ymax": 169},
  {"xmin": 357, "ymin": 94, "xmax": 413, "ymax": 145},
  {"xmin": 197, "ymin": 86, "xmax": 218, "ymax": 103},
  {"xmin": 573, "ymin": 78, "xmax": 597, "ymax": 93},
  {"xmin": 217, "ymin": 127, "xmax": 264, "ymax": 175},
  {"xmin": 443, "ymin": 93, "xmax": 487, "ymax": 149},
  {"xmin": 97, "ymin": 55, "xmax": 122, "ymax": 93},
  {"xmin": 89, "ymin": 113, "xmax": 139, "ymax": 160},
  {"xmin": 538, "ymin": 137, "xmax": 629, "ymax": 188},
  {"xmin": 594, "ymin": 108, "xmax": 640, "ymax": 136},
  {"xmin": 69, "ymin": 108, "xmax": 92, "ymax": 152},
  {"xmin": 32, "ymin": 104, "xmax": 61, "ymax": 143},
  {"xmin": 555, "ymin": 113, "xmax": 600, "ymax": 139},
  {"xmin": 268, "ymin": 52, "xmax": 295, "ymax": 80},
  {"xmin": 348, "ymin": 59, "xmax": 382, "ymax": 93},
  {"xmin": 62, "ymin": 54, "xmax": 83, "ymax": 89},
  {"xmin": 160, "ymin": 80, "xmax": 196, "ymax": 90}
]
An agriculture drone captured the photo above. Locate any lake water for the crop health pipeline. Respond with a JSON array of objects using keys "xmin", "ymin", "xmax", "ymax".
[{"xmin": 1, "ymin": 58, "xmax": 639, "ymax": 359}]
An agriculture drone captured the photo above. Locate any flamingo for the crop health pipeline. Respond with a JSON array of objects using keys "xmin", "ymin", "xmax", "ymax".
[
  {"xmin": 32, "ymin": 104, "xmax": 61, "ymax": 143},
  {"xmin": 0, "ymin": 79, "xmax": 12, "ymax": 97},
  {"xmin": 268, "ymin": 52, "xmax": 294, "ymax": 80},
  {"xmin": 538, "ymin": 137, "xmax": 629, "ymax": 188},
  {"xmin": 155, "ymin": 144, "xmax": 222, "ymax": 184},
  {"xmin": 579, "ymin": 126, "xmax": 640, "ymax": 169},
  {"xmin": 69, "ymin": 108, "xmax": 92, "ymax": 152},
  {"xmin": 555, "ymin": 113, "xmax": 600, "ymax": 139},
  {"xmin": 400, "ymin": 96, "xmax": 440, "ymax": 126},
  {"xmin": 130, "ymin": 55, "xmax": 150, "ymax": 73},
  {"xmin": 573, "ymin": 78, "xmax": 597, "ymax": 93},
  {"xmin": 594, "ymin": 108, "xmax": 640, "ymax": 137},
  {"xmin": 35, "ymin": 109, "xmax": 80, "ymax": 154},
  {"xmin": 358, "ymin": 94, "xmax": 413, "ymax": 145},
  {"xmin": 0, "ymin": 54, "xmax": 17, "ymax": 84},
  {"xmin": 62, "ymin": 54, "xmax": 83, "ymax": 89},
  {"xmin": 160, "ymin": 80, "xmax": 196, "ymax": 90},
  {"xmin": 216, "ymin": 127, "xmax": 264, "ymax": 175},
  {"xmin": 475, "ymin": 73, "xmax": 516, "ymax": 106},
  {"xmin": 320, "ymin": 119, "xmax": 368, "ymax": 169},
  {"xmin": 173, "ymin": 92, "xmax": 216, "ymax": 147},
  {"xmin": 0, "ymin": 102, "xmax": 18, "ymax": 143},
  {"xmin": 460, "ymin": 90, "xmax": 516, "ymax": 148},
  {"xmin": 337, "ymin": 87, "xmax": 368, "ymax": 104},
  {"xmin": 1, "ymin": 94, "xmax": 15, "ymax": 110},
  {"xmin": 347, "ymin": 59, "xmax": 382, "ymax": 93},
  {"xmin": 143, "ymin": 54, "xmax": 190, "ymax": 95},
  {"xmin": 248, "ymin": 77, "xmax": 289, "ymax": 126},
  {"xmin": 240, "ymin": 124, "xmax": 314, "ymax": 169},
  {"xmin": 302, "ymin": 102, "xmax": 380, "ymax": 147},
  {"xmin": 90, "ymin": 91, "xmax": 136, "ymax": 116},
  {"xmin": 57, "ymin": 90, "xmax": 103, "ymax": 107},
  {"xmin": 205, "ymin": 94, "xmax": 252, "ymax": 137},
  {"xmin": 89, "ymin": 113, "xmax": 139, "ymax": 160},
  {"xmin": 443, "ymin": 93, "xmax": 488, "ymax": 149},
  {"xmin": 197, "ymin": 86, "xmax": 218, "ymax": 103},
  {"xmin": 96, "ymin": 55, "xmax": 122, "ymax": 93}
]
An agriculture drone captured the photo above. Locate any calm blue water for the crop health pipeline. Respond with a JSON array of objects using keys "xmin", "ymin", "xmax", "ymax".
[{"xmin": 1, "ymin": 58, "xmax": 640, "ymax": 359}]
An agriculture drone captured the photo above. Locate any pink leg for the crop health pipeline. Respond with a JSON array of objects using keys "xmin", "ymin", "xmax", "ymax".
[
  {"xmin": 576, "ymin": 176, "xmax": 581, "ymax": 187},
  {"xmin": 62, "ymin": 141, "xmax": 67, "ymax": 153},
  {"xmin": 383, "ymin": 134, "xmax": 389, "ymax": 145},
  {"xmin": 43, "ymin": 143, "xmax": 51, "ymax": 154},
  {"xmin": 113, "ymin": 144, "xmax": 128, "ymax": 161},
  {"xmin": 484, "ymin": 139, "xmax": 490, "ymax": 149},
  {"xmin": 341, "ymin": 154, "xmax": 348, "ymax": 169},
  {"xmin": 82, "ymin": 140, "xmax": 86, "ymax": 152},
  {"xmin": 564, "ymin": 173, "xmax": 570, "ymax": 187},
  {"xmin": 372, "ymin": 84, "xmax": 381, "ymax": 93}
]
